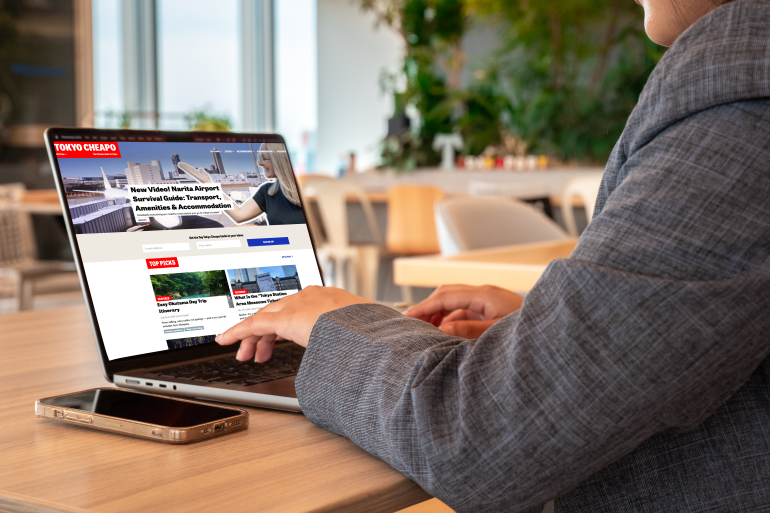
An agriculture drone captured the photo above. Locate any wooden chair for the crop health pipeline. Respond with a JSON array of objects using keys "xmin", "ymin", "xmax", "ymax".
[
  {"xmin": 386, "ymin": 185, "xmax": 445, "ymax": 302},
  {"xmin": 0, "ymin": 183, "xmax": 78, "ymax": 311},
  {"xmin": 560, "ymin": 173, "xmax": 604, "ymax": 237},
  {"xmin": 434, "ymin": 196, "xmax": 569, "ymax": 256},
  {"xmin": 299, "ymin": 176, "xmax": 383, "ymax": 301},
  {"xmin": 296, "ymin": 174, "xmax": 334, "ymax": 249}
]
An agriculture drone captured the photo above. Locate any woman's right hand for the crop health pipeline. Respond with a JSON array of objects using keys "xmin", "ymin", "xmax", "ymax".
[{"xmin": 403, "ymin": 284, "xmax": 524, "ymax": 338}]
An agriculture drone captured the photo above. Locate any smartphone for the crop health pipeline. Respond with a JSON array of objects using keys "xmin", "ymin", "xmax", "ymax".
[{"xmin": 35, "ymin": 388, "xmax": 248, "ymax": 444}]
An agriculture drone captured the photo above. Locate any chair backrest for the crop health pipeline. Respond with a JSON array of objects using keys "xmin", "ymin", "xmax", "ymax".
[
  {"xmin": 560, "ymin": 173, "xmax": 604, "ymax": 237},
  {"xmin": 386, "ymin": 184, "xmax": 445, "ymax": 255},
  {"xmin": 297, "ymin": 174, "xmax": 335, "ymax": 247},
  {"xmin": 0, "ymin": 183, "xmax": 37, "ymax": 265},
  {"xmin": 434, "ymin": 196, "xmax": 569, "ymax": 256},
  {"xmin": 468, "ymin": 180, "xmax": 550, "ymax": 201},
  {"xmin": 301, "ymin": 177, "xmax": 382, "ymax": 251}
]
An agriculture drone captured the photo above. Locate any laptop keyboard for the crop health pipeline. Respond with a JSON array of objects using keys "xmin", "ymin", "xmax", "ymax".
[{"xmin": 146, "ymin": 344, "xmax": 305, "ymax": 387}]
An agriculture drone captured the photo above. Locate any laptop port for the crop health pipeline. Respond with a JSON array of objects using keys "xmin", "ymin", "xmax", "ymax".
[
  {"xmin": 214, "ymin": 423, "xmax": 225, "ymax": 433},
  {"xmin": 145, "ymin": 382, "xmax": 153, "ymax": 386},
  {"xmin": 159, "ymin": 384, "xmax": 167, "ymax": 388},
  {"xmin": 126, "ymin": 379, "xmax": 140, "ymax": 385}
]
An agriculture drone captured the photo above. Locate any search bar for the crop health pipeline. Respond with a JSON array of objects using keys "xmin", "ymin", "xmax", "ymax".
[
  {"xmin": 142, "ymin": 242, "xmax": 190, "ymax": 253},
  {"xmin": 196, "ymin": 240, "xmax": 242, "ymax": 250}
]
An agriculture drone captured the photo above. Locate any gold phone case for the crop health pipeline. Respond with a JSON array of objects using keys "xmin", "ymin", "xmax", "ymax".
[{"xmin": 35, "ymin": 388, "xmax": 249, "ymax": 444}]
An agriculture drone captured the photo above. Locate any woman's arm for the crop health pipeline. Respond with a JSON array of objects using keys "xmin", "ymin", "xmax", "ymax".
[
  {"xmin": 182, "ymin": 166, "xmax": 264, "ymax": 223},
  {"xmin": 294, "ymin": 102, "xmax": 770, "ymax": 512},
  {"xmin": 222, "ymin": 197, "xmax": 263, "ymax": 223}
]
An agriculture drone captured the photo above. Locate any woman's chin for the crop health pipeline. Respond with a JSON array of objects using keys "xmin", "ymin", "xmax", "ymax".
[{"xmin": 644, "ymin": 18, "xmax": 676, "ymax": 47}]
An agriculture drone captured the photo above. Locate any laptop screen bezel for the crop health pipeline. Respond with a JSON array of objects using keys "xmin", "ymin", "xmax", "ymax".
[{"xmin": 44, "ymin": 127, "xmax": 325, "ymax": 381}]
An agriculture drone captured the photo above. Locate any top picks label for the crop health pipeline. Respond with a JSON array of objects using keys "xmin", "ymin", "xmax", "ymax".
[{"xmin": 53, "ymin": 142, "xmax": 122, "ymax": 158}]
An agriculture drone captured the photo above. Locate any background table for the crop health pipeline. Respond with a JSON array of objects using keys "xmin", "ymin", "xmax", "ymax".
[
  {"xmin": 0, "ymin": 306, "xmax": 430, "ymax": 513},
  {"xmin": 393, "ymin": 239, "xmax": 579, "ymax": 293},
  {"xmin": 0, "ymin": 189, "xmax": 63, "ymax": 215}
]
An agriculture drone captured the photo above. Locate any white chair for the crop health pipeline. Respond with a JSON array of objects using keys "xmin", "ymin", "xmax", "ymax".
[
  {"xmin": 560, "ymin": 173, "xmax": 604, "ymax": 237},
  {"xmin": 434, "ymin": 196, "xmax": 569, "ymax": 256},
  {"xmin": 0, "ymin": 183, "xmax": 79, "ymax": 311},
  {"xmin": 468, "ymin": 180, "xmax": 550, "ymax": 201},
  {"xmin": 299, "ymin": 177, "xmax": 383, "ymax": 301}
]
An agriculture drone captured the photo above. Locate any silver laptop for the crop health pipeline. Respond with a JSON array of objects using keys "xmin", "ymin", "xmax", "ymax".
[{"xmin": 45, "ymin": 128, "xmax": 325, "ymax": 412}]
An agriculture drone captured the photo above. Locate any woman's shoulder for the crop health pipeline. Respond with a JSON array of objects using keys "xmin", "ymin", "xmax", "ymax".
[{"xmin": 253, "ymin": 180, "xmax": 274, "ymax": 197}]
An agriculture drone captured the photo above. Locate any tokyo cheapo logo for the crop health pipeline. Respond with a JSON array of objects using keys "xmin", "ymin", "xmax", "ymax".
[{"xmin": 54, "ymin": 141, "xmax": 122, "ymax": 158}]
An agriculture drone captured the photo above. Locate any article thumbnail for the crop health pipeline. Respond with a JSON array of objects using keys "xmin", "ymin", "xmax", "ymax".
[
  {"xmin": 227, "ymin": 265, "xmax": 302, "ymax": 294},
  {"xmin": 150, "ymin": 270, "xmax": 233, "ymax": 304},
  {"xmin": 166, "ymin": 334, "xmax": 217, "ymax": 350}
]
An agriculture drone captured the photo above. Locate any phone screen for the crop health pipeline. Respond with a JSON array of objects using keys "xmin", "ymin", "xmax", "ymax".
[{"xmin": 42, "ymin": 389, "xmax": 238, "ymax": 427}]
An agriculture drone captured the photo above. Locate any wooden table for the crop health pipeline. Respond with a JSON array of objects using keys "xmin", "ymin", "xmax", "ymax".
[
  {"xmin": 0, "ymin": 306, "xmax": 430, "ymax": 513},
  {"xmin": 393, "ymin": 239, "xmax": 579, "ymax": 293}
]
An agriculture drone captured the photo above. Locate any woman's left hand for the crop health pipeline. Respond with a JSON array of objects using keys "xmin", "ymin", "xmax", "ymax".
[{"xmin": 215, "ymin": 286, "xmax": 373, "ymax": 362}]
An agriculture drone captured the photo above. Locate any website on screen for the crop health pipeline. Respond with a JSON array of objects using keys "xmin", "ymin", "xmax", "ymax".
[{"xmin": 53, "ymin": 137, "xmax": 322, "ymax": 361}]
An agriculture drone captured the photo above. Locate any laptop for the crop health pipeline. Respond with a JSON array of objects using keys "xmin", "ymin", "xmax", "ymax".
[{"xmin": 45, "ymin": 128, "xmax": 325, "ymax": 412}]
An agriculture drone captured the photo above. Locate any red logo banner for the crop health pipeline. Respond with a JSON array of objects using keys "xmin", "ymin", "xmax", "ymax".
[
  {"xmin": 232, "ymin": 289, "xmax": 247, "ymax": 295},
  {"xmin": 156, "ymin": 296, "xmax": 172, "ymax": 302},
  {"xmin": 54, "ymin": 142, "xmax": 122, "ymax": 158},
  {"xmin": 146, "ymin": 257, "xmax": 179, "ymax": 269}
]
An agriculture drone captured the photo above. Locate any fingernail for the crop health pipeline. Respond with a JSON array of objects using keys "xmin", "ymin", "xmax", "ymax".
[
  {"xmin": 235, "ymin": 347, "xmax": 241, "ymax": 360},
  {"xmin": 215, "ymin": 334, "xmax": 222, "ymax": 343}
]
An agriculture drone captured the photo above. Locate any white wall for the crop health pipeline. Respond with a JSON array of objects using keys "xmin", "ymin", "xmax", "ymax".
[{"xmin": 316, "ymin": 0, "xmax": 403, "ymax": 173}]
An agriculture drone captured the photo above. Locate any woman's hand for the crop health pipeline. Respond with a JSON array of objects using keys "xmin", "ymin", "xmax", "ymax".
[
  {"xmin": 404, "ymin": 284, "xmax": 524, "ymax": 338},
  {"xmin": 183, "ymin": 166, "xmax": 212, "ymax": 184},
  {"xmin": 215, "ymin": 286, "xmax": 373, "ymax": 362}
]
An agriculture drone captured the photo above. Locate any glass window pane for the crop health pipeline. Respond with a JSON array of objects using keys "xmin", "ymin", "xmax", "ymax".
[
  {"xmin": 275, "ymin": 0, "xmax": 317, "ymax": 173},
  {"xmin": 93, "ymin": 0, "xmax": 123, "ymax": 128},
  {"xmin": 157, "ymin": 0, "xmax": 240, "ymax": 131}
]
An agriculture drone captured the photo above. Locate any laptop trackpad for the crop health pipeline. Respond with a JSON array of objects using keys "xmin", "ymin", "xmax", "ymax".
[{"xmin": 247, "ymin": 376, "xmax": 298, "ymax": 399}]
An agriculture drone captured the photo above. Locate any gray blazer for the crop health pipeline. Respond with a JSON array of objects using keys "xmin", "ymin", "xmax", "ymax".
[{"xmin": 296, "ymin": 1, "xmax": 770, "ymax": 511}]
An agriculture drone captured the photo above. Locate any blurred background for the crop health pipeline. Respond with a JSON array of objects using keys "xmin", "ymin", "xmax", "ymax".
[{"xmin": 0, "ymin": 0, "xmax": 663, "ymax": 314}]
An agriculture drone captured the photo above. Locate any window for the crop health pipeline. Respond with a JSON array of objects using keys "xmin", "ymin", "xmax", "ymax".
[
  {"xmin": 92, "ymin": 0, "xmax": 317, "ymax": 170},
  {"xmin": 275, "ymin": 0, "xmax": 317, "ymax": 173},
  {"xmin": 157, "ymin": 0, "xmax": 240, "ymax": 130}
]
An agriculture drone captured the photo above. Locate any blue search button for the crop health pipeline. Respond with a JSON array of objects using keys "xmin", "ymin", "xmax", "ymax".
[{"xmin": 247, "ymin": 237, "xmax": 290, "ymax": 247}]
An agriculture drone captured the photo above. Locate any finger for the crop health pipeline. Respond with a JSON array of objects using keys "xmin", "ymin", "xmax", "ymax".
[
  {"xmin": 235, "ymin": 336, "xmax": 260, "ymax": 361},
  {"xmin": 440, "ymin": 320, "xmax": 497, "ymax": 339},
  {"xmin": 429, "ymin": 311, "xmax": 447, "ymax": 327},
  {"xmin": 403, "ymin": 284, "xmax": 485, "ymax": 319},
  {"xmin": 216, "ymin": 311, "xmax": 282, "ymax": 346},
  {"xmin": 255, "ymin": 335, "xmax": 277, "ymax": 363},
  {"xmin": 405, "ymin": 294, "xmax": 475, "ymax": 320},
  {"xmin": 442, "ymin": 309, "xmax": 484, "ymax": 323}
]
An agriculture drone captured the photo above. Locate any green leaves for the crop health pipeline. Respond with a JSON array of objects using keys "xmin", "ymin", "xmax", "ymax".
[
  {"xmin": 370, "ymin": 0, "xmax": 664, "ymax": 167},
  {"xmin": 475, "ymin": 0, "xmax": 664, "ymax": 162},
  {"xmin": 149, "ymin": 270, "xmax": 230, "ymax": 299}
]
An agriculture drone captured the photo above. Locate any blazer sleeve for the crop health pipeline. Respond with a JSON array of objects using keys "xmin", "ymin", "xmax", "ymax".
[{"xmin": 295, "ymin": 102, "xmax": 770, "ymax": 513}]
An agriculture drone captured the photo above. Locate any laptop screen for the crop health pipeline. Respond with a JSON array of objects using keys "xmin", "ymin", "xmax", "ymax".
[{"xmin": 49, "ymin": 133, "xmax": 323, "ymax": 361}]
